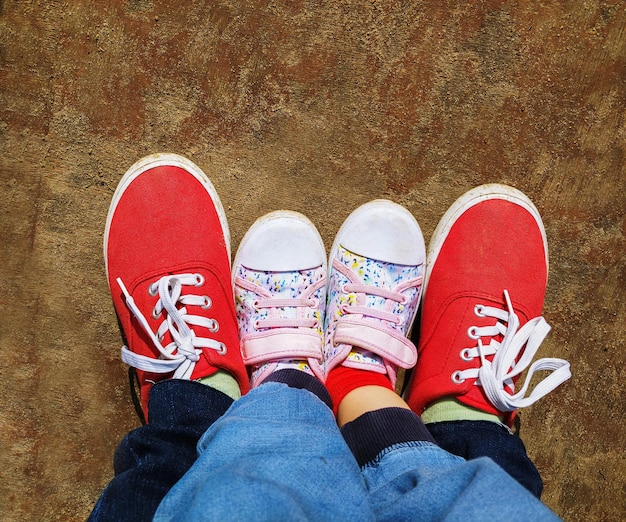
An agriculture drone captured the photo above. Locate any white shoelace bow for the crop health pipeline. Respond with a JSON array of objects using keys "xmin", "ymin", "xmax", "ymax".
[
  {"xmin": 454, "ymin": 290, "xmax": 571, "ymax": 412},
  {"xmin": 117, "ymin": 273, "xmax": 225, "ymax": 379}
]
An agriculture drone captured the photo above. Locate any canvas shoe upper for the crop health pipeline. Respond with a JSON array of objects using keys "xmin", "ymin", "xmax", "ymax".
[
  {"xmin": 404, "ymin": 184, "xmax": 571, "ymax": 427},
  {"xmin": 104, "ymin": 153, "xmax": 249, "ymax": 422},
  {"xmin": 233, "ymin": 211, "xmax": 326, "ymax": 387},
  {"xmin": 324, "ymin": 200, "xmax": 426, "ymax": 387}
]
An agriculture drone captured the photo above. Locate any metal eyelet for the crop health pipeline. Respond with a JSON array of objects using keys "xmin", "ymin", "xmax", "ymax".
[
  {"xmin": 217, "ymin": 343, "xmax": 227, "ymax": 355},
  {"xmin": 194, "ymin": 273, "xmax": 205, "ymax": 286},
  {"xmin": 460, "ymin": 348, "xmax": 473, "ymax": 361},
  {"xmin": 467, "ymin": 326, "xmax": 480, "ymax": 340},
  {"xmin": 202, "ymin": 296, "xmax": 212, "ymax": 309},
  {"xmin": 148, "ymin": 284, "xmax": 158, "ymax": 297},
  {"xmin": 451, "ymin": 370, "xmax": 465, "ymax": 384},
  {"xmin": 210, "ymin": 320, "xmax": 219, "ymax": 333},
  {"xmin": 474, "ymin": 304, "xmax": 485, "ymax": 317},
  {"xmin": 151, "ymin": 308, "xmax": 161, "ymax": 320}
]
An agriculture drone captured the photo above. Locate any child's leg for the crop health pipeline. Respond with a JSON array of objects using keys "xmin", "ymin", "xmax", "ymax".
[
  {"xmin": 324, "ymin": 193, "xmax": 565, "ymax": 519},
  {"xmin": 338, "ymin": 387, "xmax": 559, "ymax": 521},
  {"xmin": 157, "ymin": 213, "xmax": 374, "ymax": 520},
  {"xmin": 155, "ymin": 377, "xmax": 373, "ymax": 521}
]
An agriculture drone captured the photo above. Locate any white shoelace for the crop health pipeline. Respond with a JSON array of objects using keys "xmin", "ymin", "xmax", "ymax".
[
  {"xmin": 453, "ymin": 290, "xmax": 571, "ymax": 412},
  {"xmin": 117, "ymin": 273, "xmax": 225, "ymax": 379}
]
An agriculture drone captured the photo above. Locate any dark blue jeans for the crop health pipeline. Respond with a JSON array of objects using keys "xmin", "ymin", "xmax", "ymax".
[
  {"xmin": 88, "ymin": 380, "xmax": 234, "ymax": 522},
  {"xmin": 89, "ymin": 378, "xmax": 543, "ymax": 521},
  {"xmin": 427, "ymin": 420, "xmax": 543, "ymax": 498}
]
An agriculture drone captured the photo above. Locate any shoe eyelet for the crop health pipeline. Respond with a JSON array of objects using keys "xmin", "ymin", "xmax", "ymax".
[
  {"xmin": 474, "ymin": 304, "xmax": 485, "ymax": 317},
  {"xmin": 202, "ymin": 296, "xmax": 212, "ymax": 309},
  {"xmin": 217, "ymin": 343, "xmax": 227, "ymax": 355},
  {"xmin": 308, "ymin": 298, "xmax": 319, "ymax": 308},
  {"xmin": 194, "ymin": 274, "xmax": 205, "ymax": 286},
  {"xmin": 399, "ymin": 295, "xmax": 409, "ymax": 305},
  {"xmin": 148, "ymin": 284, "xmax": 158, "ymax": 297},
  {"xmin": 210, "ymin": 320, "xmax": 219, "ymax": 333},
  {"xmin": 151, "ymin": 307, "xmax": 161, "ymax": 320},
  {"xmin": 451, "ymin": 370, "xmax": 465, "ymax": 384},
  {"xmin": 252, "ymin": 300, "xmax": 260, "ymax": 311},
  {"xmin": 253, "ymin": 319, "xmax": 261, "ymax": 330},
  {"xmin": 341, "ymin": 283, "xmax": 349, "ymax": 294},
  {"xmin": 460, "ymin": 348, "xmax": 473, "ymax": 361},
  {"xmin": 467, "ymin": 326, "xmax": 480, "ymax": 340}
]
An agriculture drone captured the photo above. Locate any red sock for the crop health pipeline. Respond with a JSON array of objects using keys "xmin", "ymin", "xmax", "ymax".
[{"xmin": 325, "ymin": 366, "xmax": 394, "ymax": 416}]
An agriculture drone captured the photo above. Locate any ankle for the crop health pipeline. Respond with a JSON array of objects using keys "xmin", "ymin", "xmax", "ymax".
[
  {"xmin": 421, "ymin": 398, "xmax": 503, "ymax": 424},
  {"xmin": 198, "ymin": 370, "xmax": 241, "ymax": 401},
  {"xmin": 326, "ymin": 366, "xmax": 394, "ymax": 419},
  {"xmin": 337, "ymin": 385, "xmax": 410, "ymax": 427}
]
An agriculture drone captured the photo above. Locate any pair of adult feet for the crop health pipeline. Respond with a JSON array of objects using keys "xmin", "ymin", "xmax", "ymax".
[{"xmin": 104, "ymin": 153, "xmax": 570, "ymax": 426}]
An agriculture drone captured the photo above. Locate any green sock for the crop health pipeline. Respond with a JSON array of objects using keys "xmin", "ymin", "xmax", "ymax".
[
  {"xmin": 421, "ymin": 398, "xmax": 502, "ymax": 424},
  {"xmin": 198, "ymin": 370, "xmax": 241, "ymax": 401}
]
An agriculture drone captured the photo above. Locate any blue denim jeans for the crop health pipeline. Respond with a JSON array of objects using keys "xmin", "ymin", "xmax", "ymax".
[
  {"xmin": 157, "ymin": 381, "xmax": 557, "ymax": 521},
  {"xmin": 91, "ymin": 379, "xmax": 559, "ymax": 521}
]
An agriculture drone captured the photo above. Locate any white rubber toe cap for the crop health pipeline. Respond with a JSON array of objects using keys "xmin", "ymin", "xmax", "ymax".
[
  {"xmin": 235, "ymin": 211, "xmax": 326, "ymax": 272},
  {"xmin": 331, "ymin": 200, "xmax": 425, "ymax": 266}
]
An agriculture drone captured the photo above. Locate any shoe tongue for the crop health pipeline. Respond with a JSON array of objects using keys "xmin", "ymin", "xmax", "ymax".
[
  {"xmin": 463, "ymin": 294, "xmax": 524, "ymax": 347},
  {"xmin": 344, "ymin": 348, "xmax": 386, "ymax": 370},
  {"xmin": 251, "ymin": 267, "xmax": 321, "ymax": 323},
  {"xmin": 267, "ymin": 267, "xmax": 324, "ymax": 298},
  {"xmin": 338, "ymin": 247, "xmax": 402, "ymax": 308},
  {"xmin": 268, "ymin": 270, "xmax": 305, "ymax": 298}
]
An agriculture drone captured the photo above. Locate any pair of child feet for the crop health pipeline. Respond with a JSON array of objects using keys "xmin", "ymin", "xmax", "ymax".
[{"xmin": 105, "ymin": 153, "xmax": 570, "ymax": 426}]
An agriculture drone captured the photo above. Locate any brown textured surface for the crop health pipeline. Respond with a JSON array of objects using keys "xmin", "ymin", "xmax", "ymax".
[{"xmin": 1, "ymin": 1, "xmax": 625, "ymax": 519}]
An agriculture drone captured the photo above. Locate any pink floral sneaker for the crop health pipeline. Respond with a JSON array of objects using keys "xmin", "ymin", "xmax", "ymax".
[
  {"xmin": 404, "ymin": 184, "xmax": 571, "ymax": 427},
  {"xmin": 104, "ymin": 153, "xmax": 249, "ymax": 422},
  {"xmin": 233, "ymin": 211, "xmax": 326, "ymax": 387},
  {"xmin": 324, "ymin": 200, "xmax": 426, "ymax": 387}
]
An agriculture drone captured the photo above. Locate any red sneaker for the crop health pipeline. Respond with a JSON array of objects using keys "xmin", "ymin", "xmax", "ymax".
[
  {"xmin": 104, "ymin": 153, "xmax": 249, "ymax": 423},
  {"xmin": 404, "ymin": 184, "xmax": 570, "ymax": 427}
]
